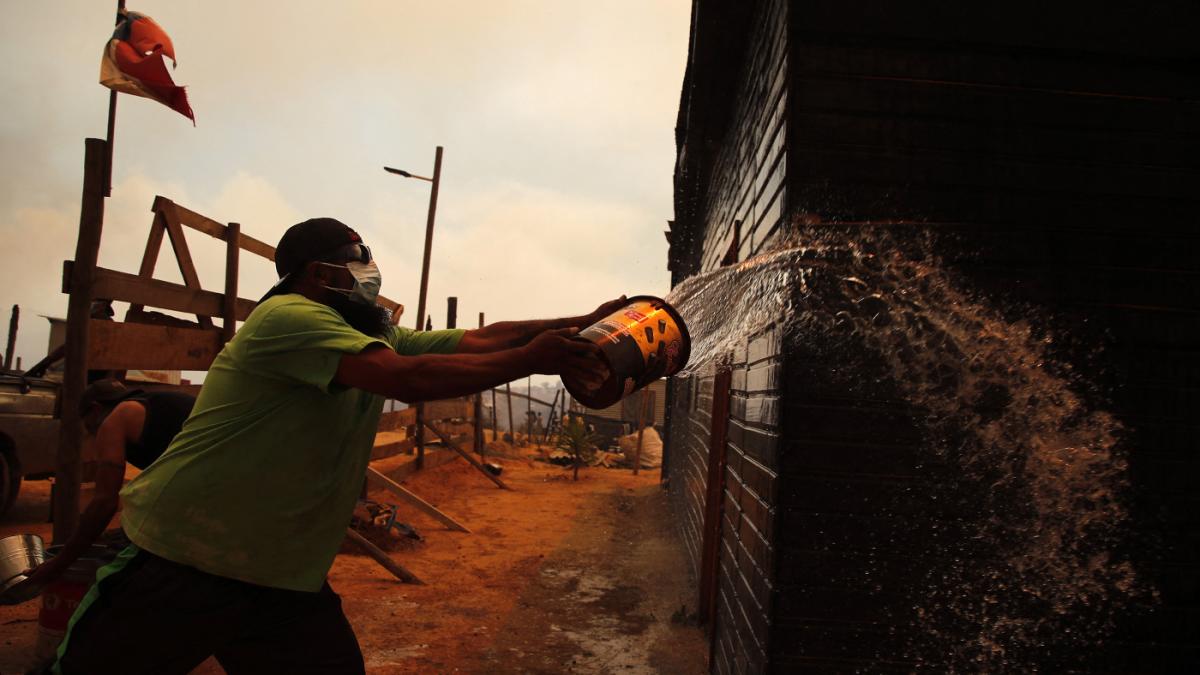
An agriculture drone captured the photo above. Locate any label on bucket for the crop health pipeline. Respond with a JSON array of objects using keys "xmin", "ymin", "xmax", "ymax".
[
  {"xmin": 567, "ymin": 296, "xmax": 690, "ymax": 409},
  {"xmin": 39, "ymin": 579, "xmax": 90, "ymax": 632}
]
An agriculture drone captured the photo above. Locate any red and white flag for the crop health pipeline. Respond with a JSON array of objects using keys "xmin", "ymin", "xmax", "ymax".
[{"xmin": 99, "ymin": 9, "xmax": 194, "ymax": 124}]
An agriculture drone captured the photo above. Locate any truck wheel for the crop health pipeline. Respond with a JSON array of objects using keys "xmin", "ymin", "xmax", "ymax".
[{"xmin": 0, "ymin": 449, "xmax": 19, "ymax": 518}]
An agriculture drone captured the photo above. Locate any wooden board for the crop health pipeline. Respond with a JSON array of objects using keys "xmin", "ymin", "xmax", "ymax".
[
  {"xmin": 87, "ymin": 265, "xmax": 258, "ymax": 321},
  {"xmin": 158, "ymin": 196, "xmax": 276, "ymax": 261},
  {"xmin": 424, "ymin": 398, "xmax": 473, "ymax": 421},
  {"xmin": 87, "ymin": 319, "xmax": 223, "ymax": 371},
  {"xmin": 365, "ymin": 466, "xmax": 470, "ymax": 533},
  {"xmin": 379, "ymin": 408, "xmax": 418, "ymax": 431},
  {"xmin": 370, "ymin": 433, "xmax": 416, "ymax": 461}
]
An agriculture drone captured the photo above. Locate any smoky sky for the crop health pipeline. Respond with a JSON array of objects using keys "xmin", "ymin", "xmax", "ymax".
[{"xmin": 0, "ymin": 1, "xmax": 688, "ymax": 371}]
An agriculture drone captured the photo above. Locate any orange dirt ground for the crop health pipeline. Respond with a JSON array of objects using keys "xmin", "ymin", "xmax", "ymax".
[{"xmin": 0, "ymin": 451, "xmax": 707, "ymax": 674}]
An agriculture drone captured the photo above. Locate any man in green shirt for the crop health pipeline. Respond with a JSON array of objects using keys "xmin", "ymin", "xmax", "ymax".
[{"xmin": 54, "ymin": 217, "xmax": 618, "ymax": 674}]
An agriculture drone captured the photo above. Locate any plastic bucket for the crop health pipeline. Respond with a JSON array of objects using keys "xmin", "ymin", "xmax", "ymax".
[
  {"xmin": 34, "ymin": 547, "xmax": 112, "ymax": 662},
  {"xmin": 563, "ymin": 295, "xmax": 691, "ymax": 409}
]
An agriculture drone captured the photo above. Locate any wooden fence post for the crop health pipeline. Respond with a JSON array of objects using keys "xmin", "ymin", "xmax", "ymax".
[
  {"xmin": 474, "ymin": 311, "xmax": 484, "ymax": 458},
  {"xmin": 505, "ymin": 382, "xmax": 514, "ymax": 442},
  {"xmin": 53, "ymin": 138, "xmax": 107, "ymax": 543},
  {"xmin": 490, "ymin": 387, "xmax": 498, "ymax": 442},
  {"xmin": 222, "ymin": 222, "xmax": 240, "ymax": 343},
  {"xmin": 4, "ymin": 305, "xmax": 18, "ymax": 370},
  {"xmin": 632, "ymin": 388, "xmax": 652, "ymax": 476},
  {"xmin": 542, "ymin": 389, "xmax": 560, "ymax": 443}
]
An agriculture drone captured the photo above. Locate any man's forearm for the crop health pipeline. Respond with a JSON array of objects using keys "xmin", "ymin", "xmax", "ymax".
[
  {"xmin": 339, "ymin": 345, "xmax": 540, "ymax": 402},
  {"xmin": 465, "ymin": 316, "xmax": 589, "ymax": 351},
  {"xmin": 38, "ymin": 494, "xmax": 118, "ymax": 579},
  {"xmin": 402, "ymin": 348, "xmax": 539, "ymax": 400}
]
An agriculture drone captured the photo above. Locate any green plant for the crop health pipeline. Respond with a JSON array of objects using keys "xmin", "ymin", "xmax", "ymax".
[{"xmin": 556, "ymin": 418, "xmax": 601, "ymax": 481}]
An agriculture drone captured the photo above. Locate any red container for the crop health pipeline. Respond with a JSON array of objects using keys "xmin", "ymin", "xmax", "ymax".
[{"xmin": 34, "ymin": 552, "xmax": 106, "ymax": 663}]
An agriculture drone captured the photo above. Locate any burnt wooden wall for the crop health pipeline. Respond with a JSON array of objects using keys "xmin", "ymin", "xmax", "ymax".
[
  {"xmin": 666, "ymin": 0, "xmax": 789, "ymax": 672},
  {"xmin": 775, "ymin": 1, "xmax": 1198, "ymax": 671},
  {"xmin": 669, "ymin": 0, "xmax": 1198, "ymax": 672}
]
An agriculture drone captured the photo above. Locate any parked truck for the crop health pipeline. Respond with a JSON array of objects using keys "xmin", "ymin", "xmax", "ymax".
[{"xmin": 0, "ymin": 373, "xmax": 61, "ymax": 517}]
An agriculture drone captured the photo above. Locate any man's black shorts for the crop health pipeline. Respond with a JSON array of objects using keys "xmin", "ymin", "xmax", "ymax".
[{"xmin": 55, "ymin": 546, "xmax": 364, "ymax": 675}]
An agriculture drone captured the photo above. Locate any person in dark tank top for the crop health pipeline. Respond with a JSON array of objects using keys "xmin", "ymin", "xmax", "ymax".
[{"xmin": 12, "ymin": 379, "xmax": 194, "ymax": 598}]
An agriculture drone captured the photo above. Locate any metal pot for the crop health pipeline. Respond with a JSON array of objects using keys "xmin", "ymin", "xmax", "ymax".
[{"xmin": 0, "ymin": 533, "xmax": 46, "ymax": 594}]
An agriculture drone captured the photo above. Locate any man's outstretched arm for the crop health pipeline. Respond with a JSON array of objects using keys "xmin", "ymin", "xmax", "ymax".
[
  {"xmin": 21, "ymin": 402, "xmax": 142, "ymax": 592},
  {"xmin": 454, "ymin": 296, "xmax": 627, "ymax": 354},
  {"xmin": 336, "ymin": 328, "xmax": 606, "ymax": 402}
]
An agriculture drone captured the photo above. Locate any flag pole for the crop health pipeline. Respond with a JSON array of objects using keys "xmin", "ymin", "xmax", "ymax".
[{"xmin": 104, "ymin": 0, "xmax": 126, "ymax": 197}]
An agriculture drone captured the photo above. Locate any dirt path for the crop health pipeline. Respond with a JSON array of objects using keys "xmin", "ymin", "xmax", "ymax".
[{"xmin": 1, "ymin": 457, "xmax": 706, "ymax": 674}]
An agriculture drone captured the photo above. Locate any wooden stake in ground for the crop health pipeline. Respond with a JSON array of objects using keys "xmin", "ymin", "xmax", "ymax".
[
  {"xmin": 365, "ymin": 466, "xmax": 470, "ymax": 533},
  {"xmin": 4, "ymin": 305, "xmax": 17, "ymax": 370},
  {"xmin": 490, "ymin": 387, "xmax": 498, "ymax": 443},
  {"xmin": 633, "ymin": 388, "xmax": 652, "ymax": 476},
  {"xmin": 344, "ymin": 527, "xmax": 422, "ymax": 584},
  {"xmin": 542, "ymin": 389, "xmax": 561, "ymax": 443},
  {"xmin": 505, "ymin": 382, "xmax": 515, "ymax": 442},
  {"xmin": 526, "ymin": 376, "xmax": 533, "ymax": 444},
  {"xmin": 474, "ymin": 311, "xmax": 484, "ymax": 458},
  {"xmin": 424, "ymin": 420, "xmax": 511, "ymax": 490}
]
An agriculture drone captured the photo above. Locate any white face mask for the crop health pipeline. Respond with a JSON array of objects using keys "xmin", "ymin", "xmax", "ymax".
[{"xmin": 319, "ymin": 260, "xmax": 382, "ymax": 306}]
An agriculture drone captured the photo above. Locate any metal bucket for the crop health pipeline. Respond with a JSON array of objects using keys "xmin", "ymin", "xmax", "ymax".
[
  {"xmin": 563, "ymin": 295, "xmax": 691, "ymax": 409},
  {"xmin": 0, "ymin": 534, "xmax": 46, "ymax": 595}
]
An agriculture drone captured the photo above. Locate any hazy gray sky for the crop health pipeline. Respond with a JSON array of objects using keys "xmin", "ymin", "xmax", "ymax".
[{"xmin": 0, "ymin": 1, "xmax": 689, "ymax": 372}]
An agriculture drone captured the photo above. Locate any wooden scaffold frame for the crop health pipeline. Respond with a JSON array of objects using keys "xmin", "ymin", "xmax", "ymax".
[{"xmin": 52, "ymin": 137, "xmax": 493, "ymax": 584}]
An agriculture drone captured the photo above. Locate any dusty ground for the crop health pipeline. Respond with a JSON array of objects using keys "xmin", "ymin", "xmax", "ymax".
[{"xmin": 1, "ymin": 451, "xmax": 706, "ymax": 674}]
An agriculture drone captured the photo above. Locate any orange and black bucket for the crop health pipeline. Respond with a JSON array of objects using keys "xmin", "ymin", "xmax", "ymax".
[{"xmin": 563, "ymin": 295, "xmax": 691, "ymax": 409}]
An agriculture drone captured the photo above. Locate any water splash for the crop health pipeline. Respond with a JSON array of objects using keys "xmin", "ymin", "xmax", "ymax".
[
  {"xmin": 666, "ymin": 226, "xmax": 1149, "ymax": 670},
  {"xmin": 666, "ymin": 246, "xmax": 803, "ymax": 377}
]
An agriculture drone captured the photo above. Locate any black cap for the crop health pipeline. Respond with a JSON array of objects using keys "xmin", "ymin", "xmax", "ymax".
[
  {"xmin": 79, "ymin": 379, "xmax": 142, "ymax": 416},
  {"xmin": 261, "ymin": 218, "xmax": 363, "ymax": 302}
]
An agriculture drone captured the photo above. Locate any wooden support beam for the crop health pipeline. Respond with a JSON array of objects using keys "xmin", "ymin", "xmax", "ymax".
[
  {"xmin": 87, "ymin": 320, "xmax": 223, "ymax": 371},
  {"xmin": 223, "ymin": 222, "xmax": 240, "ymax": 342},
  {"xmin": 127, "ymin": 210, "xmax": 167, "ymax": 315},
  {"xmin": 344, "ymin": 528, "xmax": 422, "ymax": 584},
  {"xmin": 542, "ymin": 389, "xmax": 561, "ymax": 444},
  {"xmin": 424, "ymin": 420, "xmax": 511, "ymax": 490},
  {"xmin": 365, "ymin": 466, "xmax": 471, "ymax": 533},
  {"xmin": 155, "ymin": 195, "xmax": 276, "ymax": 261},
  {"xmin": 159, "ymin": 200, "xmax": 212, "ymax": 328},
  {"xmin": 84, "ymin": 265, "xmax": 257, "ymax": 321},
  {"xmin": 54, "ymin": 138, "xmax": 106, "ymax": 543}
]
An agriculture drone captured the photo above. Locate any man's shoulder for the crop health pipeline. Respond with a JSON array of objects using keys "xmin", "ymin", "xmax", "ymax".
[{"xmin": 246, "ymin": 295, "xmax": 345, "ymax": 332}]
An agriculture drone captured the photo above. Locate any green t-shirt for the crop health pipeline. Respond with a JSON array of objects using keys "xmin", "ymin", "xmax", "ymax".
[{"xmin": 119, "ymin": 294, "xmax": 464, "ymax": 592}]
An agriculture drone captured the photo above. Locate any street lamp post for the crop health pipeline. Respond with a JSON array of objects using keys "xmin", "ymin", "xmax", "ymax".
[
  {"xmin": 384, "ymin": 146, "xmax": 443, "ymax": 332},
  {"xmin": 384, "ymin": 146, "xmax": 444, "ymax": 470}
]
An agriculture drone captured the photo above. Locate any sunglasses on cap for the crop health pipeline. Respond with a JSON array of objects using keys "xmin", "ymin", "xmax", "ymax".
[{"xmin": 317, "ymin": 243, "xmax": 373, "ymax": 265}]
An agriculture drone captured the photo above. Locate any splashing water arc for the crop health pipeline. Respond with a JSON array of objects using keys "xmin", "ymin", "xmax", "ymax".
[{"xmin": 664, "ymin": 228, "xmax": 1147, "ymax": 669}]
